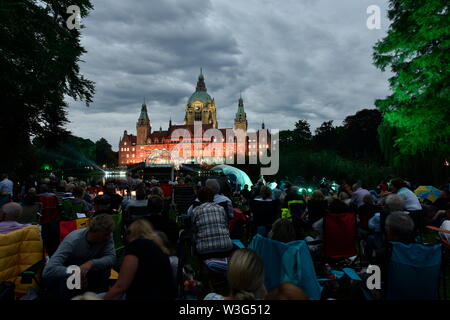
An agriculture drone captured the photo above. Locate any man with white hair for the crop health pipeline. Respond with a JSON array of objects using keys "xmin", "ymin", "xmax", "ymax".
[
  {"xmin": 385, "ymin": 212, "xmax": 415, "ymax": 244},
  {"xmin": 0, "ymin": 202, "xmax": 31, "ymax": 234},
  {"xmin": 187, "ymin": 179, "xmax": 233, "ymax": 219},
  {"xmin": 369, "ymin": 194, "xmax": 408, "ymax": 233}
]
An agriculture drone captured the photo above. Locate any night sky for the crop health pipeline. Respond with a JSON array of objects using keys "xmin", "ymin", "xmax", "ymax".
[{"xmin": 66, "ymin": 0, "xmax": 391, "ymax": 150}]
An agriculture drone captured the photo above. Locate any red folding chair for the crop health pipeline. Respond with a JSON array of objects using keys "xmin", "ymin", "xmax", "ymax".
[
  {"xmin": 160, "ymin": 183, "xmax": 173, "ymax": 198},
  {"xmin": 323, "ymin": 212, "xmax": 357, "ymax": 260},
  {"xmin": 38, "ymin": 196, "xmax": 60, "ymax": 224}
]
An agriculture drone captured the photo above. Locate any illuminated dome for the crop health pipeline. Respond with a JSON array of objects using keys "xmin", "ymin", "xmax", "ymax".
[
  {"xmin": 211, "ymin": 165, "xmax": 253, "ymax": 190},
  {"xmin": 187, "ymin": 91, "xmax": 212, "ymax": 106}
]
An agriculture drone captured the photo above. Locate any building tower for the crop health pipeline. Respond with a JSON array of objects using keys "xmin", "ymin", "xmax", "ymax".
[
  {"xmin": 234, "ymin": 93, "xmax": 248, "ymax": 132},
  {"xmin": 184, "ymin": 69, "xmax": 218, "ymax": 128},
  {"xmin": 136, "ymin": 102, "xmax": 151, "ymax": 145}
]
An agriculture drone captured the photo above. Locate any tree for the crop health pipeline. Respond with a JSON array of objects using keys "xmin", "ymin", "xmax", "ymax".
[
  {"xmin": 313, "ymin": 120, "xmax": 337, "ymax": 150},
  {"xmin": 95, "ymin": 138, "xmax": 118, "ymax": 167},
  {"xmin": 0, "ymin": 0, "xmax": 95, "ymax": 174},
  {"xmin": 292, "ymin": 120, "xmax": 312, "ymax": 147},
  {"xmin": 340, "ymin": 109, "xmax": 383, "ymax": 159},
  {"xmin": 373, "ymin": 0, "xmax": 450, "ymax": 158}
]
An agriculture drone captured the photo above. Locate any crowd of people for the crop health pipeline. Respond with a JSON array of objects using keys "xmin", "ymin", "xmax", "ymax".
[{"xmin": 0, "ymin": 171, "xmax": 449, "ymax": 300}]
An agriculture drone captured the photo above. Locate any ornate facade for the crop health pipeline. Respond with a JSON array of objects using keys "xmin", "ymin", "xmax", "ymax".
[{"xmin": 118, "ymin": 71, "xmax": 269, "ymax": 166}]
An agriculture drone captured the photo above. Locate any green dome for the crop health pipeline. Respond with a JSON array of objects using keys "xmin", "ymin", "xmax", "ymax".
[{"xmin": 188, "ymin": 91, "xmax": 213, "ymax": 105}]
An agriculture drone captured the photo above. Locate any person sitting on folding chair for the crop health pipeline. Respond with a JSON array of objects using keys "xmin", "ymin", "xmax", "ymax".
[
  {"xmin": 42, "ymin": 214, "xmax": 116, "ymax": 300},
  {"xmin": 0, "ymin": 202, "xmax": 31, "ymax": 234},
  {"xmin": 204, "ymin": 249, "xmax": 266, "ymax": 300},
  {"xmin": 103, "ymin": 219, "xmax": 175, "ymax": 300},
  {"xmin": 191, "ymin": 187, "xmax": 233, "ymax": 260}
]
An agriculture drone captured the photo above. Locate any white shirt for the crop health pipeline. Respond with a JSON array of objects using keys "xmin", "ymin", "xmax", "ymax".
[{"xmin": 397, "ymin": 187, "xmax": 422, "ymax": 211}]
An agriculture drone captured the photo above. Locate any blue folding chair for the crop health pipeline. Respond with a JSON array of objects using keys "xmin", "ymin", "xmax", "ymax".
[
  {"xmin": 248, "ymin": 234, "xmax": 322, "ymax": 300},
  {"xmin": 386, "ymin": 241, "xmax": 442, "ymax": 300}
]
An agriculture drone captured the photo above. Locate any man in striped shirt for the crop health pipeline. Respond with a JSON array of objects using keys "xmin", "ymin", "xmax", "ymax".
[{"xmin": 192, "ymin": 187, "xmax": 233, "ymax": 259}]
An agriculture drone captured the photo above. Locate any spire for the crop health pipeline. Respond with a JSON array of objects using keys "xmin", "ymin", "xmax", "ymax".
[
  {"xmin": 262, "ymin": 120, "xmax": 265, "ymax": 129},
  {"xmin": 196, "ymin": 67, "xmax": 207, "ymax": 92},
  {"xmin": 169, "ymin": 117, "xmax": 172, "ymax": 127},
  {"xmin": 137, "ymin": 102, "xmax": 150, "ymax": 126}
]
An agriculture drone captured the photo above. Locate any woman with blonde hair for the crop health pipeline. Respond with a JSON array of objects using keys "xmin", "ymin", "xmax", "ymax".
[
  {"xmin": 204, "ymin": 249, "xmax": 266, "ymax": 300},
  {"xmin": 104, "ymin": 219, "xmax": 175, "ymax": 300}
]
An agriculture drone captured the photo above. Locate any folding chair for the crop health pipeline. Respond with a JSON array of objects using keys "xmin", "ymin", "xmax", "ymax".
[
  {"xmin": 426, "ymin": 225, "xmax": 450, "ymax": 299},
  {"xmin": 248, "ymin": 234, "xmax": 322, "ymax": 300},
  {"xmin": 173, "ymin": 186, "xmax": 196, "ymax": 216},
  {"xmin": 323, "ymin": 212, "xmax": 358, "ymax": 261},
  {"xmin": 38, "ymin": 196, "xmax": 61, "ymax": 257},
  {"xmin": 385, "ymin": 241, "xmax": 442, "ymax": 300},
  {"xmin": 0, "ymin": 226, "xmax": 45, "ymax": 299}
]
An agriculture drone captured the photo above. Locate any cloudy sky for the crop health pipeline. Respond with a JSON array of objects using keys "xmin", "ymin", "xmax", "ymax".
[{"xmin": 67, "ymin": 0, "xmax": 391, "ymax": 151}]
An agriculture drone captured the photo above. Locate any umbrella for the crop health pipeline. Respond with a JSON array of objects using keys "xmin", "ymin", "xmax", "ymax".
[{"xmin": 414, "ymin": 186, "xmax": 442, "ymax": 203}]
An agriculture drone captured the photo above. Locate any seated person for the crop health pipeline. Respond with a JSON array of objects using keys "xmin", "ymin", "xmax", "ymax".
[
  {"xmin": 125, "ymin": 189, "xmax": 148, "ymax": 214},
  {"xmin": 306, "ymin": 190, "xmax": 328, "ymax": 224},
  {"xmin": 268, "ymin": 218, "xmax": 296, "ymax": 243},
  {"xmin": 37, "ymin": 184, "xmax": 56, "ymax": 197},
  {"xmin": 92, "ymin": 195, "xmax": 112, "ymax": 216},
  {"xmin": 204, "ymin": 249, "xmax": 266, "ymax": 300},
  {"xmin": 187, "ymin": 179, "xmax": 234, "ymax": 219},
  {"xmin": 145, "ymin": 195, "xmax": 179, "ymax": 247},
  {"xmin": 104, "ymin": 219, "xmax": 175, "ymax": 300},
  {"xmin": 191, "ymin": 187, "xmax": 233, "ymax": 259},
  {"xmin": 105, "ymin": 183, "xmax": 123, "ymax": 212},
  {"xmin": 42, "ymin": 214, "xmax": 116, "ymax": 299},
  {"xmin": 18, "ymin": 193, "xmax": 41, "ymax": 224},
  {"xmin": 373, "ymin": 213, "xmax": 415, "ymax": 281},
  {"xmin": 264, "ymin": 282, "xmax": 309, "ymax": 300},
  {"xmin": 250, "ymin": 187, "xmax": 282, "ymax": 234},
  {"xmin": 0, "ymin": 202, "xmax": 31, "ymax": 234},
  {"xmin": 61, "ymin": 186, "xmax": 92, "ymax": 220}
]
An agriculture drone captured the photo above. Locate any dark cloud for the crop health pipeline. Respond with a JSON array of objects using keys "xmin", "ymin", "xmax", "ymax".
[{"xmin": 67, "ymin": 0, "xmax": 391, "ymax": 149}]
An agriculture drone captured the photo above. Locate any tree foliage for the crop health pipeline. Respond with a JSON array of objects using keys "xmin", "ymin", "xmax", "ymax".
[
  {"xmin": 0, "ymin": 0, "xmax": 95, "ymax": 174},
  {"xmin": 373, "ymin": 0, "xmax": 450, "ymax": 157}
]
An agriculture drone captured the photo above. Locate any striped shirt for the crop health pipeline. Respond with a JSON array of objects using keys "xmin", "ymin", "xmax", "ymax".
[{"xmin": 192, "ymin": 202, "xmax": 232, "ymax": 255}]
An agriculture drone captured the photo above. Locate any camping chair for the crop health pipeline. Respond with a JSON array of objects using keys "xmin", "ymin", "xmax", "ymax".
[
  {"xmin": 38, "ymin": 195, "xmax": 61, "ymax": 257},
  {"xmin": 385, "ymin": 241, "xmax": 442, "ymax": 300},
  {"xmin": 59, "ymin": 217, "xmax": 91, "ymax": 242},
  {"xmin": 426, "ymin": 225, "xmax": 450, "ymax": 299},
  {"xmin": 0, "ymin": 226, "xmax": 45, "ymax": 299},
  {"xmin": 323, "ymin": 212, "xmax": 358, "ymax": 261},
  {"xmin": 248, "ymin": 234, "xmax": 322, "ymax": 300},
  {"xmin": 61, "ymin": 199, "xmax": 85, "ymax": 221},
  {"xmin": 160, "ymin": 183, "xmax": 173, "ymax": 199},
  {"xmin": 173, "ymin": 185, "xmax": 196, "ymax": 216}
]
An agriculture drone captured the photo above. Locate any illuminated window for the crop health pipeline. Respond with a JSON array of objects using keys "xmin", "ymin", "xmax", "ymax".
[
  {"xmin": 124, "ymin": 142, "xmax": 127, "ymax": 145},
  {"xmin": 126, "ymin": 154, "xmax": 129, "ymax": 158}
]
